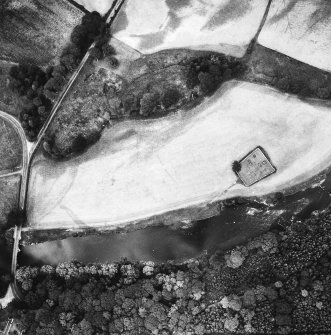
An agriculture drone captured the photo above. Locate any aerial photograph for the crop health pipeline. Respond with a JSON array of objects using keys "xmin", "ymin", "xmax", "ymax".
[{"xmin": 0, "ymin": 0, "xmax": 331, "ymax": 334}]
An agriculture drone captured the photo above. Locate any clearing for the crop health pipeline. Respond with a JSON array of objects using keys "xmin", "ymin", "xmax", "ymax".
[{"xmin": 27, "ymin": 81, "xmax": 331, "ymax": 230}]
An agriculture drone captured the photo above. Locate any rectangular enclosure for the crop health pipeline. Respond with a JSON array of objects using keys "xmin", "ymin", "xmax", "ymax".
[{"xmin": 237, "ymin": 147, "xmax": 276, "ymax": 186}]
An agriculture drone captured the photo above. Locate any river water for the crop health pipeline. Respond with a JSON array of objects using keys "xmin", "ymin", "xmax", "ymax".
[{"xmin": 17, "ymin": 171, "xmax": 331, "ymax": 266}]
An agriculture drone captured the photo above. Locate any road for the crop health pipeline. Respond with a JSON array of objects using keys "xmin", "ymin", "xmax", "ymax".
[{"xmin": 2, "ymin": 0, "xmax": 125, "ymax": 301}]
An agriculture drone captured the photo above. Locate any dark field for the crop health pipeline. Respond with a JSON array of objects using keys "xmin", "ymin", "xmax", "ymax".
[
  {"xmin": 0, "ymin": 61, "xmax": 19, "ymax": 117},
  {"xmin": 0, "ymin": 0, "xmax": 83, "ymax": 66},
  {"xmin": 0, "ymin": 118, "xmax": 22, "ymax": 173},
  {"xmin": 0, "ymin": 175, "xmax": 20, "ymax": 229}
]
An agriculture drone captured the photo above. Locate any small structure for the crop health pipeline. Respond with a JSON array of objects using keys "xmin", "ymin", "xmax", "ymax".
[{"xmin": 236, "ymin": 146, "xmax": 276, "ymax": 186}]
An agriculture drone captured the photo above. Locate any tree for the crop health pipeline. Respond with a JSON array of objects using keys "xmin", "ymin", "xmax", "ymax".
[
  {"xmin": 89, "ymin": 47, "xmax": 102, "ymax": 60},
  {"xmin": 186, "ymin": 68, "xmax": 200, "ymax": 89},
  {"xmin": 122, "ymin": 94, "xmax": 137, "ymax": 115},
  {"xmin": 107, "ymin": 56, "xmax": 119, "ymax": 69},
  {"xmin": 70, "ymin": 25, "xmax": 89, "ymax": 49},
  {"xmin": 232, "ymin": 160, "xmax": 241, "ymax": 173},
  {"xmin": 71, "ymin": 135, "xmax": 88, "ymax": 154},
  {"xmin": 82, "ymin": 11, "xmax": 102, "ymax": 28},
  {"xmin": 140, "ymin": 92, "xmax": 160, "ymax": 116},
  {"xmin": 102, "ymin": 44, "xmax": 115, "ymax": 57},
  {"xmin": 6, "ymin": 209, "xmax": 26, "ymax": 228},
  {"xmin": 71, "ymin": 319, "xmax": 94, "ymax": 335},
  {"xmin": 161, "ymin": 88, "xmax": 181, "ymax": 108},
  {"xmin": 198, "ymin": 72, "xmax": 218, "ymax": 94},
  {"xmin": 44, "ymin": 77, "xmax": 64, "ymax": 93},
  {"xmin": 62, "ymin": 43, "xmax": 82, "ymax": 58},
  {"xmin": 60, "ymin": 54, "xmax": 78, "ymax": 72},
  {"xmin": 51, "ymin": 65, "xmax": 66, "ymax": 78}
]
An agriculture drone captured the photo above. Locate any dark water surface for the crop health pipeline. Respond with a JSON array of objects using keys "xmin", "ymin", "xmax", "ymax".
[{"xmin": 17, "ymin": 172, "xmax": 331, "ymax": 266}]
